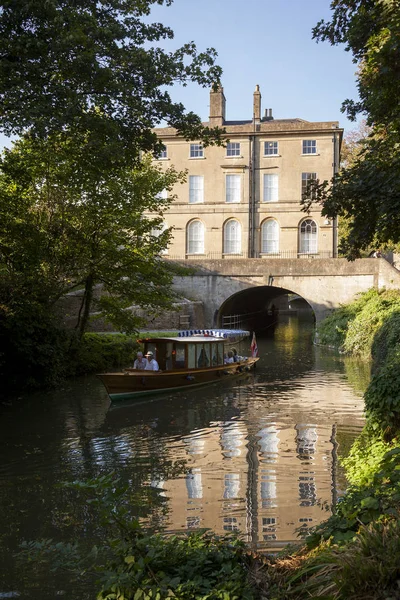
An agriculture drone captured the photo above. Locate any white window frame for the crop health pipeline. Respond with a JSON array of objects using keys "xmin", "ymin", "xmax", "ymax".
[
  {"xmin": 224, "ymin": 219, "xmax": 242, "ymax": 255},
  {"xmin": 261, "ymin": 219, "xmax": 279, "ymax": 254},
  {"xmin": 187, "ymin": 220, "xmax": 205, "ymax": 255},
  {"xmin": 264, "ymin": 141, "xmax": 278, "ymax": 156},
  {"xmin": 263, "ymin": 173, "xmax": 279, "ymax": 202},
  {"xmin": 299, "ymin": 219, "xmax": 318, "ymax": 254},
  {"xmin": 301, "ymin": 172, "xmax": 317, "ymax": 200},
  {"xmin": 226, "ymin": 142, "xmax": 240, "ymax": 157},
  {"xmin": 190, "ymin": 143, "xmax": 203, "ymax": 158},
  {"xmin": 302, "ymin": 140, "xmax": 317, "ymax": 154},
  {"xmin": 189, "ymin": 175, "xmax": 204, "ymax": 204},
  {"xmin": 225, "ymin": 174, "xmax": 241, "ymax": 203},
  {"xmin": 157, "ymin": 146, "xmax": 167, "ymax": 159}
]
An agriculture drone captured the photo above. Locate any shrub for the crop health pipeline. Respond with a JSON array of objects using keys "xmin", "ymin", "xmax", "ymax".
[{"xmin": 67, "ymin": 333, "xmax": 140, "ymax": 376}]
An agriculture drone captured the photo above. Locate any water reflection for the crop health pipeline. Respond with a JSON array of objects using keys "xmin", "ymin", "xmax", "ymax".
[{"xmin": 0, "ymin": 316, "xmax": 367, "ymax": 598}]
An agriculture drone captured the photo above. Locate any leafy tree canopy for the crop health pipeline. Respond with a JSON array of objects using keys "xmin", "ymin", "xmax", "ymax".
[
  {"xmin": 0, "ymin": 134, "xmax": 187, "ymax": 336},
  {"xmin": 0, "ymin": 0, "xmax": 224, "ymax": 168},
  {"xmin": 306, "ymin": 0, "xmax": 400, "ymax": 258}
]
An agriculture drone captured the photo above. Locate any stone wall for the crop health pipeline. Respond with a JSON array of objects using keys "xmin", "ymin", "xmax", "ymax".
[{"xmin": 57, "ymin": 289, "xmax": 205, "ymax": 332}]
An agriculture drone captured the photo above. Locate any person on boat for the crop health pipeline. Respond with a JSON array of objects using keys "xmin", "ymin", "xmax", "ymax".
[
  {"xmin": 133, "ymin": 351, "xmax": 147, "ymax": 370},
  {"xmin": 231, "ymin": 348, "xmax": 239, "ymax": 362},
  {"xmin": 224, "ymin": 351, "xmax": 234, "ymax": 364},
  {"xmin": 144, "ymin": 351, "xmax": 160, "ymax": 371}
]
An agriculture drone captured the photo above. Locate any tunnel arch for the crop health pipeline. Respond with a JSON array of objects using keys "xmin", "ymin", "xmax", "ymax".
[{"xmin": 215, "ymin": 285, "xmax": 315, "ymax": 331}]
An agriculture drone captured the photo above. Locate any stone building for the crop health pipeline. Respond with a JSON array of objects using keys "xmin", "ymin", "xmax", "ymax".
[{"xmin": 153, "ymin": 85, "xmax": 342, "ymax": 259}]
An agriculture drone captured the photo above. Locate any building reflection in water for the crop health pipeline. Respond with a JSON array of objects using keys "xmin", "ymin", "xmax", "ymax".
[{"xmin": 160, "ymin": 399, "xmax": 350, "ymax": 550}]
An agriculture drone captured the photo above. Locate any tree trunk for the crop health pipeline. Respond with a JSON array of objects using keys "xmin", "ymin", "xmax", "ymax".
[{"xmin": 76, "ymin": 272, "xmax": 94, "ymax": 339}]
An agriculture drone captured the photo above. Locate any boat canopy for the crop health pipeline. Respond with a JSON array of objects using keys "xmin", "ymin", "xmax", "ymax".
[{"xmin": 178, "ymin": 329, "xmax": 250, "ymax": 339}]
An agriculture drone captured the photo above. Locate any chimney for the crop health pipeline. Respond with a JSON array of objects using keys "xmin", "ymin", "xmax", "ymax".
[
  {"xmin": 253, "ymin": 84, "xmax": 261, "ymax": 124},
  {"xmin": 262, "ymin": 108, "xmax": 274, "ymax": 121},
  {"xmin": 209, "ymin": 85, "xmax": 226, "ymax": 126}
]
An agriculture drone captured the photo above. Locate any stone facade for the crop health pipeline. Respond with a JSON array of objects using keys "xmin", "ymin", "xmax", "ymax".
[{"xmin": 153, "ymin": 85, "xmax": 342, "ymax": 260}]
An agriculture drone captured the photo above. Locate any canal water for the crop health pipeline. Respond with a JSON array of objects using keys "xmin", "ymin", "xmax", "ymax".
[{"xmin": 0, "ymin": 316, "xmax": 369, "ymax": 599}]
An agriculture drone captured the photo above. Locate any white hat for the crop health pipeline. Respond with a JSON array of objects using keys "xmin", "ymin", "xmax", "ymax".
[{"xmin": 145, "ymin": 351, "xmax": 153, "ymax": 357}]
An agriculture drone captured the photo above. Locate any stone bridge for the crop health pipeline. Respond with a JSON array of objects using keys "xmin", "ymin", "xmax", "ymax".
[{"xmin": 171, "ymin": 258, "xmax": 400, "ymax": 327}]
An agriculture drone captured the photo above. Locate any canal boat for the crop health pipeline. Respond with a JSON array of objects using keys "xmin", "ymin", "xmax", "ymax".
[{"xmin": 98, "ymin": 329, "xmax": 259, "ymax": 401}]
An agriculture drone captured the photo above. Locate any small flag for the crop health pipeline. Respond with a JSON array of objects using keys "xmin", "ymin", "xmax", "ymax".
[{"xmin": 250, "ymin": 331, "xmax": 258, "ymax": 357}]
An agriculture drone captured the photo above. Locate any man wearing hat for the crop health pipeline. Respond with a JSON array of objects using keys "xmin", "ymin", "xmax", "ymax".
[
  {"xmin": 133, "ymin": 351, "xmax": 147, "ymax": 370},
  {"xmin": 144, "ymin": 351, "xmax": 159, "ymax": 371}
]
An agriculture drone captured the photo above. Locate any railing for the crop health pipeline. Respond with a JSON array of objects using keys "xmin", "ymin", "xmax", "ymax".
[{"xmin": 165, "ymin": 250, "xmax": 335, "ymax": 260}]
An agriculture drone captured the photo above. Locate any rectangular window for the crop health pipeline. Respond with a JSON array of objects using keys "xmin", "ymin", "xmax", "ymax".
[
  {"xmin": 301, "ymin": 172, "xmax": 317, "ymax": 200},
  {"xmin": 189, "ymin": 176, "xmax": 204, "ymax": 203},
  {"xmin": 226, "ymin": 142, "xmax": 240, "ymax": 156},
  {"xmin": 263, "ymin": 173, "xmax": 279, "ymax": 202},
  {"xmin": 157, "ymin": 146, "xmax": 167, "ymax": 159},
  {"xmin": 190, "ymin": 143, "xmax": 203, "ymax": 158},
  {"xmin": 264, "ymin": 141, "xmax": 278, "ymax": 155},
  {"xmin": 226, "ymin": 174, "xmax": 241, "ymax": 203},
  {"xmin": 302, "ymin": 140, "xmax": 317, "ymax": 154}
]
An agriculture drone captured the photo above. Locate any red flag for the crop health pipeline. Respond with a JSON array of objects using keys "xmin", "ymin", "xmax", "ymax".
[{"xmin": 250, "ymin": 331, "xmax": 258, "ymax": 357}]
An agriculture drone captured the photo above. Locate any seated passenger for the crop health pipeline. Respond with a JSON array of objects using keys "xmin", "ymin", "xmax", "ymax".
[
  {"xmin": 224, "ymin": 351, "xmax": 234, "ymax": 364},
  {"xmin": 231, "ymin": 348, "xmax": 239, "ymax": 362},
  {"xmin": 144, "ymin": 351, "xmax": 160, "ymax": 371},
  {"xmin": 133, "ymin": 351, "xmax": 147, "ymax": 370}
]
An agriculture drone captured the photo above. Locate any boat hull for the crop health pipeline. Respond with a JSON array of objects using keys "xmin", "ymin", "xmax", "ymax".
[{"xmin": 98, "ymin": 357, "xmax": 259, "ymax": 401}]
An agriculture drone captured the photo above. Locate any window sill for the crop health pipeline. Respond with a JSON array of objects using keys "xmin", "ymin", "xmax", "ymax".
[
  {"xmin": 263, "ymin": 154, "xmax": 281, "ymax": 158},
  {"xmin": 225, "ymin": 155, "xmax": 244, "ymax": 159},
  {"xmin": 188, "ymin": 156, "xmax": 206, "ymax": 160},
  {"xmin": 301, "ymin": 153, "xmax": 319, "ymax": 156}
]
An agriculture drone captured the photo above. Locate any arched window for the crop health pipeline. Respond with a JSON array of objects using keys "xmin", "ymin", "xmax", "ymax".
[
  {"xmin": 299, "ymin": 219, "xmax": 318, "ymax": 254},
  {"xmin": 186, "ymin": 220, "xmax": 204, "ymax": 254},
  {"xmin": 224, "ymin": 219, "xmax": 241, "ymax": 255},
  {"xmin": 261, "ymin": 219, "xmax": 279, "ymax": 254}
]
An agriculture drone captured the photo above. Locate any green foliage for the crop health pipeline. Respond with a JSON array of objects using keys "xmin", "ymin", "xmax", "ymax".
[
  {"xmin": 342, "ymin": 290, "xmax": 400, "ymax": 357},
  {"xmin": 280, "ymin": 519, "xmax": 400, "ymax": 600},
  {"xmin": 365, "ymin": 348, "xmax": 400, "ymax": 431},
  {"xmin": 18, "ymin": 475, "xmax": 254, "ymax": 600},
  {"xmin": 0, "ymin": 289, "xmax": 69, "ymax": 397},
  {"xmin": 0, "ymin": 0, "xmax": 224, "ymax": 169},
  {"xmin": 341, "ymin": 426, "xmax": 396, "ymax": 487},
  {"xmin": 0, "ymin": 136, "xmax": 188, "ymax": 339},
  {"xmin": 306, "ymin": 446, "xmax": 400, "ymax": 549},
  {"xmin": 67, "ymin": 333, "xmax": 140, "ymax": 377},
  {"xmin": 315, "ymin": 305, "xmax": 356, "ymax": 349},
  {"xmin": 309, "ymin": 1, "xmax": 400, "ymax": 257}
]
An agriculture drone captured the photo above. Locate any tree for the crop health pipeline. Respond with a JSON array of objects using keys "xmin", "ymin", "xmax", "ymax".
[
  {"xmin": 0, "ymin": 0, "xmax": 224, "ymax": 168},
  {"xmin": 0, "ymin": 134, "xmax": 186, "ymax": 338},
  {"xmin": 307, "ymin": 0, "xmax": 400, "ymax": 258}
]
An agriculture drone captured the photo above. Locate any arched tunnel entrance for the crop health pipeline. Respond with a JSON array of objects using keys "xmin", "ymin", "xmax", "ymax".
[{"xmin": 217, "ymin": 286, "xmax": 314, "ymax": 334}]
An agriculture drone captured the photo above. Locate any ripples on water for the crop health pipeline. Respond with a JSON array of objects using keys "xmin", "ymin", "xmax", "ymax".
[{"xmin": 0, "ymin": 317, "xmax": 367, "ymax": 599}]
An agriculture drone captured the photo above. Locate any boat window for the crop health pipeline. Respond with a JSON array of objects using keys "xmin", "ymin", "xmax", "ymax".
[
  {"xmin": 197, "ymin": 344, "xmax": 210, "ymax": 368},
  {"xmin": 188, "ymin": 344, "xmax": 196, "ymax": 369},
  {"xmin": 164, "ymin": 342, "xmax": 173, "ymax": 371},
  {"xmin": 174, "ymin": 343, "xmax": 186, "ymax": 369},
  {"xmin": 204, "ymin": 343, "xmax": 211, "ymax": 367},
  {"xmin": 211, "ymin": 342, "xmax": 224, "ymax": 366}
]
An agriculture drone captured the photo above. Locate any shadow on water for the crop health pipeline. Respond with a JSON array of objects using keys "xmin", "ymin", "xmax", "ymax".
[{"xmin": 0, "ymin": 315, "xmax": 368, "ymax": 599}]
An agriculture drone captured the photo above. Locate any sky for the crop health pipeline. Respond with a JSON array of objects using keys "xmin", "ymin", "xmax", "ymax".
[
  {"xmin": 142, "ymin": 0, "xmax": 360, "ymax": 131},
  {"xmin": 0, "ymin": 0, "xmax": 360, "ymax": 149}
]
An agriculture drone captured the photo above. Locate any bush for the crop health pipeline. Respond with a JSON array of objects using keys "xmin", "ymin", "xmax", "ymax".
[
  {"xmin": 67, "ymin": 333, "xmax": 140, "ymax": 376},
  {"xmin": 0, "ymin": 299, "xmax": 69, "ymax": 398}
]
